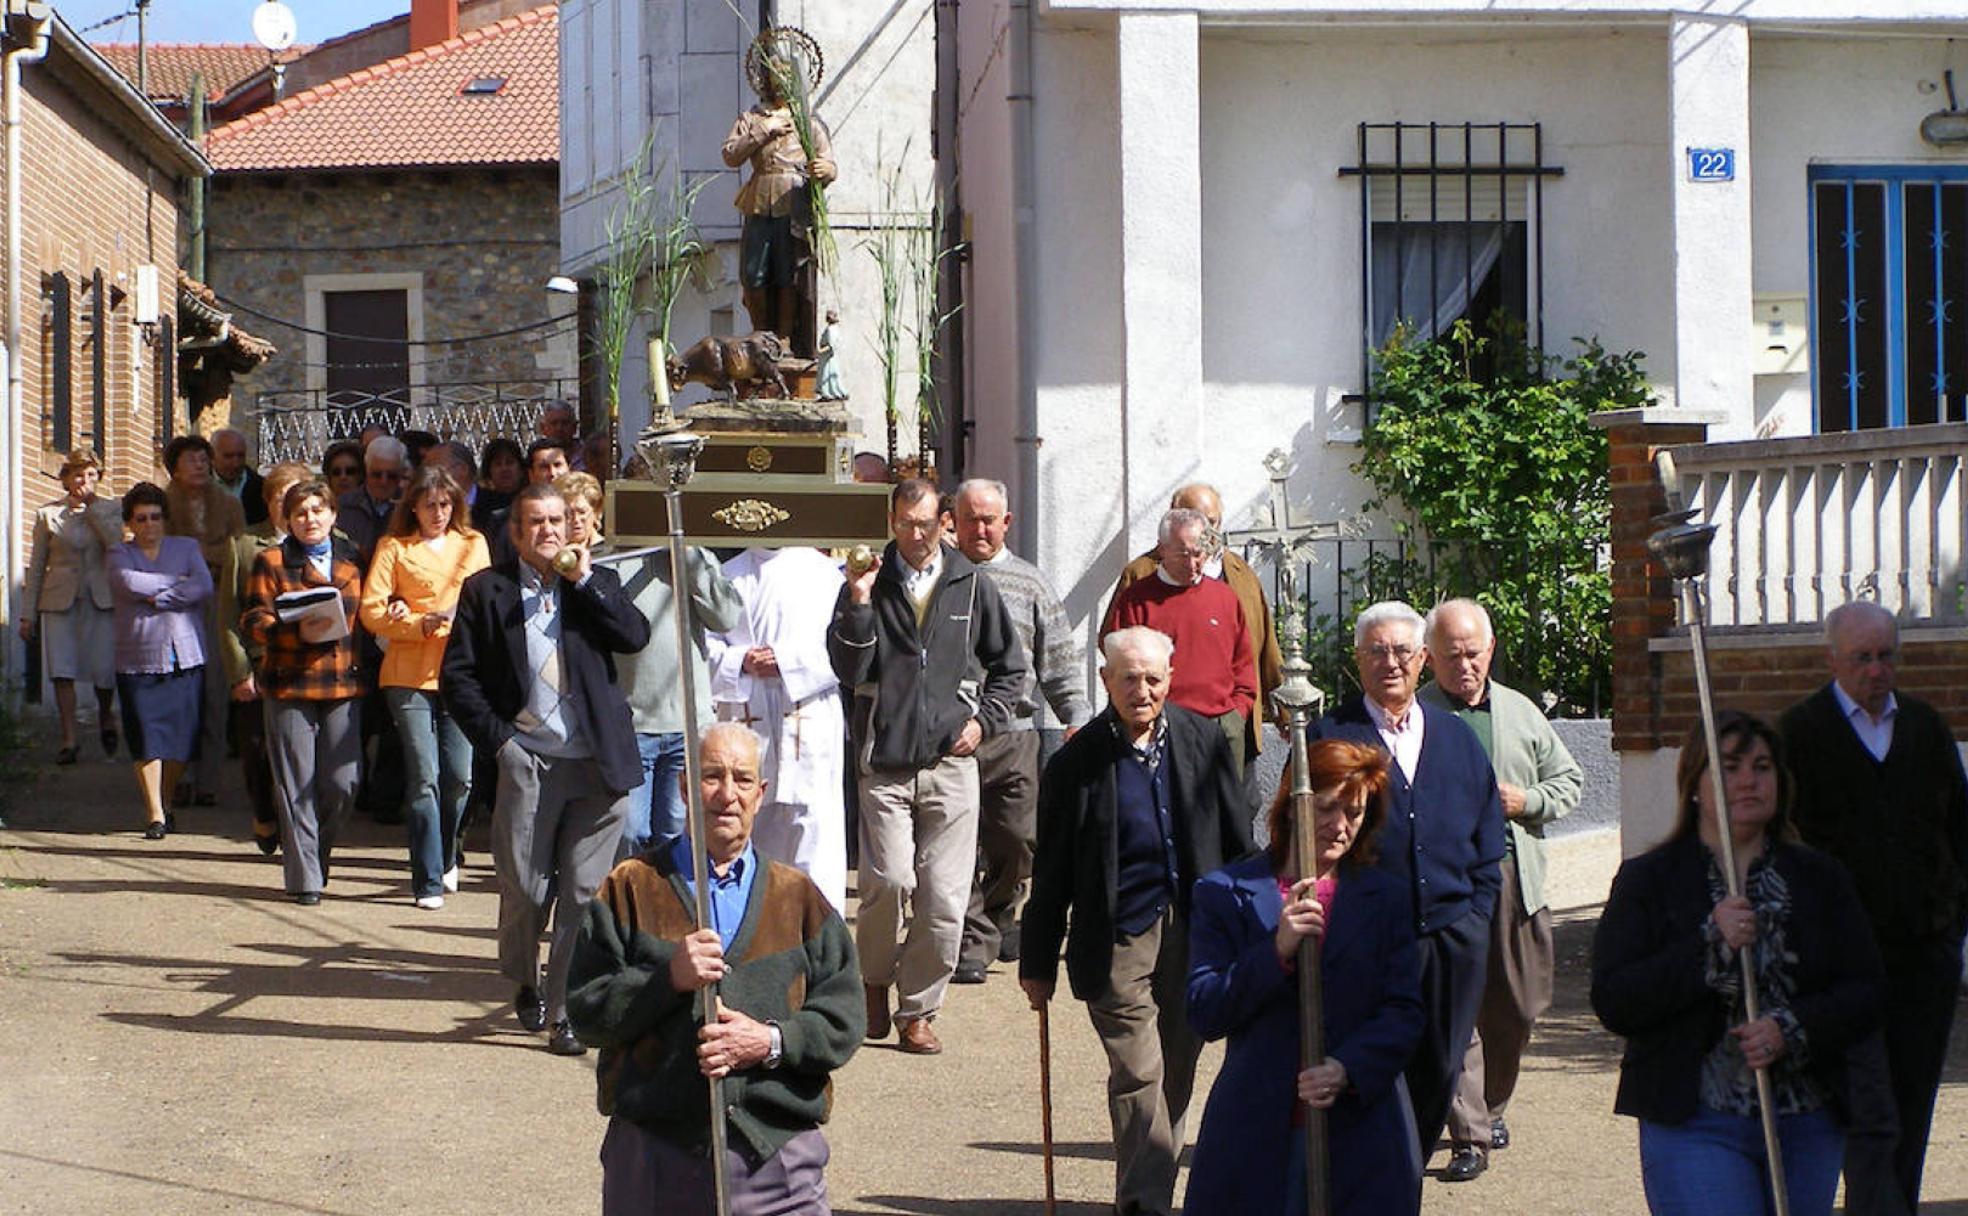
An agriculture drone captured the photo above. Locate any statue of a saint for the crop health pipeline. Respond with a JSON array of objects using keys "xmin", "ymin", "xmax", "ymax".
[
  {"xmin": 722, "ymin": 31, "xmax": 835, "ymax": 360},
  {"xmin": 815, "ymin": 309, "xmax": 846, "ymax": 400}
]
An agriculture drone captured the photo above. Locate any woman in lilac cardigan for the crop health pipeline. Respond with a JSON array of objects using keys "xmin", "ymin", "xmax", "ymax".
[{"xmin": 108, "ymin": 483, "xmax": 213, "ymax": 839}]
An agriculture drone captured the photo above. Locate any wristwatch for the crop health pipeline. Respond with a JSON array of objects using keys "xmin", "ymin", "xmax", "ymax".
[{"xmin": 764, "ymin": 1021, "xmax": 783, "ymax": 1069}]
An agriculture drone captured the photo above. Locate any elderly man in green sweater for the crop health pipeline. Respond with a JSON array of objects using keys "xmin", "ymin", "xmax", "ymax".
[
  {"xmin": 568, "ymin": 722, "xmax": 865, "ymax": 1215},
  {"xmin": 1421, "ymin": 597, "xmax": 1582, "ymax": 1182}
]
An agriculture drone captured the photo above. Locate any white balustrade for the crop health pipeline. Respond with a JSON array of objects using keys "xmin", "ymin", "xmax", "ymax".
[{"xmin": 1669, "ymin": 422, "xmax": 1968, "ymax": 628}]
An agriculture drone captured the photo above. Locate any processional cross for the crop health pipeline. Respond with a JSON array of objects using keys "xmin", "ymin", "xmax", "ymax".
[{"xmin": 1223, "ymin": 446, "xmax": 1349, "ymax": 1216}]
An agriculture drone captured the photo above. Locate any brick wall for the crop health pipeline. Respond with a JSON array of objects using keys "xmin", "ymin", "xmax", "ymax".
[
  {"xmin": 203, "ymin": 166, "xmax": 575, "ymax": 431},
  {"xmin": 5, "ymin": 54, "xmax": 186, "ymax": 564},
  {"xmin": 1651, "ymin": 633, "xmax": 1968, "ymax": 745}
]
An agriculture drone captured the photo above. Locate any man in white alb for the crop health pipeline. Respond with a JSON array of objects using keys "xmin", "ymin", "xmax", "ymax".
[{"xmin": 706, "ymin": 546, "xmax": 849, "ymax": 913}]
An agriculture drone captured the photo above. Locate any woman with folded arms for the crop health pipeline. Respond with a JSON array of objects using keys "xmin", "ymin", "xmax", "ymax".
[
  {"xmin": 107, "ymin": 483, "xmax": 213, "ymax": 839},
  {"xmin": 23, "ymin": 449, "xmax": 123, "ymax": 764},
  {"xmin": 359, "ymin": 466, "xmax": 489, "ymax": 909},
  {"xmin": 241, "ymin": 480, "xmax": 363, "ymax": 906}
]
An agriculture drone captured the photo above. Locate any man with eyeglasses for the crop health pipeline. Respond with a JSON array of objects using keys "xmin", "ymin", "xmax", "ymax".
[
  {"xmin": 1307, "ymin": 599, "xmax": 1505, "ymax": 1176},
  {"xmin": 1101, "ymin": 507, "xmax": 1258, "ymax": 778},
  {"xmin": 1420, "ymin": 598, "xmax": 1581, "ymax": 1182},
  {"xmin": 1780, "ymin": 600, "xmax": 1968, "ymax": 1215},
  {"xmin": 335, "ymin": 434, "xmax": 407, "ymax": 570},
  {"xmin": 828, "ymin": 478, "xmax": 1026, "ymax": 1055}
]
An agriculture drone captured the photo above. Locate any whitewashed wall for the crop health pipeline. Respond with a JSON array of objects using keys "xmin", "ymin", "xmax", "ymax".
[{"xmin": 559, "ymin": 0, "xmax": 935, "ymax": 453}]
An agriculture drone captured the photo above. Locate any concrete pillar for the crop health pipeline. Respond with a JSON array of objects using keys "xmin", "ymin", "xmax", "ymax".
[
  {"xmin": 1116, "ymin": 10, "xmax": 1203, "ymax": 554},
  {"xmin": 1668, "ymin": 15, "xmax": 1754, "ymax": 435}
]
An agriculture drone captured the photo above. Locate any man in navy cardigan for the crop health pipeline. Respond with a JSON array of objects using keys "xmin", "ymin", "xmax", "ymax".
[{"xmin": 1308, "ymin": 600, "xmax": 1505, "ymax": 1171}]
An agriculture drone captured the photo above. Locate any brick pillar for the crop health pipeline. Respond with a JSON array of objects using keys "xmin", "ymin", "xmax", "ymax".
[{"xmin": 1592, "ymin": 408, "xmax": 1720, "ymax": 752}]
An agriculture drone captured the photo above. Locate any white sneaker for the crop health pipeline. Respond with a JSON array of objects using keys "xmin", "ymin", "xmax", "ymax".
[
  {"xmin": 414, "ymin": 894, "xmax": 445, "ymax": 910},
  {"xmin": 441, "ymin": 866, "xmax": 460, "ymax": 893}
]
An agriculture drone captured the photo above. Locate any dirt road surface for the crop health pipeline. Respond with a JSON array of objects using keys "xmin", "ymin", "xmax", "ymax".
[{"xmin": 2, "ymin": 740, "xmax": 1963, "ymax": 1214}]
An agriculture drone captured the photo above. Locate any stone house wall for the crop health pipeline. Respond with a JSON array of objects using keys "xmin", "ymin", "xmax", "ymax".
[{"xmin": 203, "ymin": 165, "xmax": 576, "ymax": 447}]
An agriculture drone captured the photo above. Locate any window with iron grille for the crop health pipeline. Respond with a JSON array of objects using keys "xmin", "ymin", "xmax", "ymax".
[
  {"xmin": 41, "ymin": 272, "xmax": 71, "ymax": 452},
  {"xmin": 1344, "ymin": 122, "xmax": 1560, "ymax": 389},
  {"xmin": 1810, "ymin": 164, "xmax": 1968, "ymax": 431}
]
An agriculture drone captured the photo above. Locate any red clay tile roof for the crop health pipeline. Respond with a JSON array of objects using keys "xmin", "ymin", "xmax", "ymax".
[
  {"xmin": 94, "ymin": 43, "xmax": 298, "ymax": 104},
  {"xmin": 203, "ymin": 5, "xmax": 556, "ymax": 173}
]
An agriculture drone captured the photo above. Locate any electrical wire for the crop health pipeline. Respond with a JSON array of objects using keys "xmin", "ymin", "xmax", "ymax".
[{"xmin": 209, "ymin": 291, "xmax": 579, "ymax": 346}]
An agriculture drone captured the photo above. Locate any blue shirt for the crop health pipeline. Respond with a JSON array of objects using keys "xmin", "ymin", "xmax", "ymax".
[
  {"xmin": 669, "ymin": 835, "xmax": 759, "ymax": 950},
  {"xmin": 1112, "ymin": 714, "xmax": 1178, "ymax": 939}
]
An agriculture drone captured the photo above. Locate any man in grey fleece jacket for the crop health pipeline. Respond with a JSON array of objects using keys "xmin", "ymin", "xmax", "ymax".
[
  {"xmin": 827, "ymin": 478, "xmax": 1026, "ymax": 1055},
  {"xmin": 952, "ymin": 478, "xmax": 1092, "ymax": 981}
]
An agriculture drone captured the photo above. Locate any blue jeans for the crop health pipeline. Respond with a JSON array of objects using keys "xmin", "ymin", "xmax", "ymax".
[
  {"xmin": 1640, "ymin": 1104, "xmax": 1843, "ymax": 1216},
  {"xmin": 625, "ymin": 732, "xmax": 687, "ymax": 857},
  {"xmin": 384, "ymin": 687, "xmax": 473, "ymax": 897}
]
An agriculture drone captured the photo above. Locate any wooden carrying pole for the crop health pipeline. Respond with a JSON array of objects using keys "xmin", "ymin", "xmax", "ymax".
[
  {"xmin": 652, "ymin": 433, "xmax": 730, "ymax": 1216},
  {"xmin": 1649, "ymin": 452, "xmax": 1790, "ymax": 1216},
  {"xmin": 1289, "ymin": 724, "xmax": 1331, "ymax": 1216}
]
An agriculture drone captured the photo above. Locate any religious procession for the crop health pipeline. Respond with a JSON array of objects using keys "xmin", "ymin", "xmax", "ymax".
[{"xmin": 4, "ymin": 1, "xmax": 1968, "ymax": 1215}]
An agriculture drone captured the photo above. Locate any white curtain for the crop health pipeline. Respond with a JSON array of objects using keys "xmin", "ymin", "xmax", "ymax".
[{"xmin": 1370, "ymin": 221, "xmax": 1507, "ymax": 348}]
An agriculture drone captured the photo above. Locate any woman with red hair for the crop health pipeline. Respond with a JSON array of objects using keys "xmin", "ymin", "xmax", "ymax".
[{"xmin": 1184, "ymin": 739, "xmax": 1425, "ymax": 1215}]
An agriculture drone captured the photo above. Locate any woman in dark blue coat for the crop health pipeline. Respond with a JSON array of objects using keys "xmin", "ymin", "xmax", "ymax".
[{"xmin": 1185, "ymin": 739, "xmax": 1424, "ymax": 1216}]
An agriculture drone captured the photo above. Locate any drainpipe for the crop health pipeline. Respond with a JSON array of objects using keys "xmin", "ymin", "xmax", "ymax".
[
  {"xmin": 3, "ymin": 4, "xmax": 51, "ymax": 700},
  {"xmin": 1008, "ymin": 0, "xmax": 1039, "ymax": 557}
]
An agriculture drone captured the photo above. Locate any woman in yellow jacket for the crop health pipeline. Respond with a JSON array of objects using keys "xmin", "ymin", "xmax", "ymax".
[{"xmin": 359, "ymin": 465, "xmax": 489, "ymax": 909}]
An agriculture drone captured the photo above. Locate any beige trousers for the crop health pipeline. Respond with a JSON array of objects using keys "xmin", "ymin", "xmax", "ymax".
[
  {"xmin": 1087, "ymin": 907, "xmax": 1199, "ymax": 1216},
  {"xmin": 1447, "ymin": 856, "xmax": 1554, "ymax": 1149},
  {"xmin": 856, "ymin": 753, "xmax": 979, "ymax": 1023}
]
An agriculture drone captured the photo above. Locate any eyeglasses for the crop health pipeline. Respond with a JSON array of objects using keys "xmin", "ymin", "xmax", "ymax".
[{"xmin": 1362, "ymin": 644, "xmax": 1420, "ymax": 664}]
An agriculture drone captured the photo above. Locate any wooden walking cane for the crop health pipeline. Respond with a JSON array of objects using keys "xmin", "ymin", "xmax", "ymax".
[
  {"xmin": 1649, "ymin": 452, "xmax": 1791, "ymax": 1216},
  {"xmin": 1038, "ymin": 1002, "xmax": 1058, "ymax": 1216}
]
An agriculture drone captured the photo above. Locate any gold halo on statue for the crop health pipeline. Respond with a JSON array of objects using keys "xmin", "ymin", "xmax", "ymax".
[{"xmin": 745, "ymin": 26, "xmax": 823, "ymax": 99}]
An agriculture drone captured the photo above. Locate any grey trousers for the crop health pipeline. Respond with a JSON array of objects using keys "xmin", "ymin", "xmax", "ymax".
[
  {"xmin": 492, "ymin": 741, "xmax": 627, "ymax": 1021},
  {"xmin": 1447, "ymin": 857, "xmax": 1555, "ymax": 1149},
  {"xmin": 266, "ymin": 698, "xmax": 361, "ymax": 896},
  {"xmin": 192, "ymin": 613, "xmax": 229, "ymax": 795},
  {"xmin": 600, "ymin": 1118, "xmax": 831, "ymax": 1216},
  {"xmin": 961, "ymin": 729, "xmax": 1040, "ymax": 969},
  {"xmin": 857, "ymin": 754, "xmax": 979, "ymax": 1023},
  {"xmin": 1086, "ymin": 907, "xmax": 1199, "ymax": 1216}
]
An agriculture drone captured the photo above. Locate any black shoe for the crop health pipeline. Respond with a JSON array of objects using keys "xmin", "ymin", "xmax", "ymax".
[
  {"xmin": 1490, "ymin": 1119, "xmax": 1510, "ymax": 1151},
  {"xmin": 1443, "ymin": 1146, "xmax": 1488, "ymax": 1182},
  {"xmin": 292, "ymin": 891, "xmax": 321, "ymax": 906},
  {"xmin": 254, "ymin": 832, "xmax": 280, "ymax": 856},
  {"xmin": 515, "ymin": 986, "xmax": 547, "ymax": 1033},
  {"xmin": 953, "ymin": 962, "xmax": 988, "ymax": 985},
  {"xmin": 998, "ymin": 925, "xmax": 1022, "ymax": 963},
  {"xmin": 165, "ymin": 813, "xmax": 177, "ymax": 834},
  {"xmin": 143, "ymin": 821, "xmax": 167, "ymax": 840},
  {"xmin": 547, "ymin": 1020, "xmax": 587, "ymax": 1056},
  {"xmin": 55, "ymin": 745, "xmax": 78, "ymax": 765}
]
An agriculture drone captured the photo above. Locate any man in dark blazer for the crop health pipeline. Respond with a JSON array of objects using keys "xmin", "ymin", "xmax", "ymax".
[
  {"xmin": 442, "ymin": 482, "xmax": 652, "ymax": 1056},
  {"xmin": 1307, "ymin": 599, "xmax": 1505, "ymax": 1170},
  {"xmin": 1779, "ymin": 600, "xmax": 1968, "ymax": 1215},
  {"xmin": 1020, "ymin": 625, "xmax": 1252, "ymax": 1216}
]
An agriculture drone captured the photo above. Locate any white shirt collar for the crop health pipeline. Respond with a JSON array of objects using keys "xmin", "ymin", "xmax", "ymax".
[
  {"xmin": 1364, "ymin": 694, "xmax": 1418, "ymax": 734},
  {"xmin": 1830, "ymin": 680, "xmax": 1896, "ymax": 726}
]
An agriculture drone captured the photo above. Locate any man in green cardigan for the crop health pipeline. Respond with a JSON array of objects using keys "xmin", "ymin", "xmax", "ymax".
[
  {"xmin": 568, "ymin": 722, "xmax": 865, "ymax": 1214},
  {"xmin": 1421, "ymin": 598, "xmax": 1582, "ymax": 1181}
]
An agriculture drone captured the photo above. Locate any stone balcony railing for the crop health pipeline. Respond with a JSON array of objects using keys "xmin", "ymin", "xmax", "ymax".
[{"xmin": 1667, "ymin": 421, "xmax": 1968, "ymax": 630}]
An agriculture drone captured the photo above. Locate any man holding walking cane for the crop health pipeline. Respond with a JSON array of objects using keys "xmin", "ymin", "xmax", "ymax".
[
  {"xmin": 569, "ymin": 722, "xmax": 865, "ymax": 1215},
  {"xmin": 1019, "ymin": 626, "xmax": 1250, "ymax": 1216}
]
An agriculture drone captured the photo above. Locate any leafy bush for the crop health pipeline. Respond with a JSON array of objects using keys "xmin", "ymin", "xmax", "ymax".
[{"xmin": 1333, "ymin": 319, "xmax": 1650, "ymax": 714}]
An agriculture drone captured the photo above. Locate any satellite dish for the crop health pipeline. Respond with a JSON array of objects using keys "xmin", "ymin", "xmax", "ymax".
[{"xmin": 252, "ymin": 1, "xmax": 297, "ymax": 52}]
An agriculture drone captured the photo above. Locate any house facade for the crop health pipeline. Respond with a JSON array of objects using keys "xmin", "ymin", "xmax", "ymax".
[
  {"xmin": 201, "ymin": 0, "xmax": 575, "ymax": 459},
  {"xmin": 1, "ymin": 5, "xmax": 212, "ymax": 687},
  {"xmin": 950, "ymin": 0, "xmax": 1968, "ymax": 842},
  {"xmin": 558, "ymin": 0, "xmax": 936, "ymax": 450}
]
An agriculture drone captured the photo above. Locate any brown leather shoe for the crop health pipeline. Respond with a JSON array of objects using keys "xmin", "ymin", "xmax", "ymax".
[
  {"xmin": 864, "ymin": 984, "xmax": 891, "ymax": 1041},
  {"xmin": 897, "ymin": 1017, "xmax": 943, "ymax": 1055}
]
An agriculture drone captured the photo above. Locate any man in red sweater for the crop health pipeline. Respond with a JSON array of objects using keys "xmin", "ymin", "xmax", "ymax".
[{"xmin": 1101, "ymin": 508, "xmax": 1257, "ymax": 776}]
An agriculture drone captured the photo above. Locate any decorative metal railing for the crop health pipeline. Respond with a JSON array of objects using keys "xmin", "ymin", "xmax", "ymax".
[{"xmin": 247, "ymin": 379, "xmax": 578, "ymax": 465}]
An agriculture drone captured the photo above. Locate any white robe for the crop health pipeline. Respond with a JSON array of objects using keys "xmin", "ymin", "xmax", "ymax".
[{"xmin": 707, "ymin": 547, "xmax": 848, "ymax": 913}]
